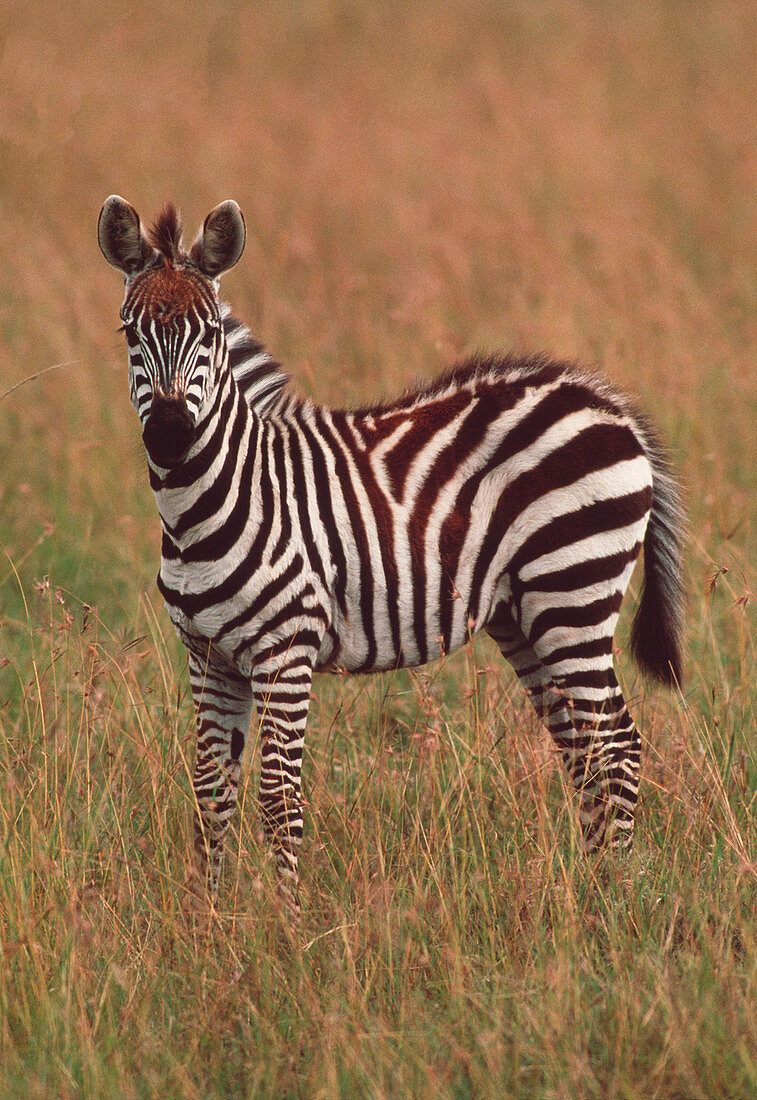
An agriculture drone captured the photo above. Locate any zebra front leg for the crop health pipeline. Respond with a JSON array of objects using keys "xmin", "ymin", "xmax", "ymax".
[
  {"xmin": 187, "ymin": 651, "xmax": 254, "ymax": 899},
  {"xmin": 252, "ymin": 657, "xmax": 314, "ymax": 918}
]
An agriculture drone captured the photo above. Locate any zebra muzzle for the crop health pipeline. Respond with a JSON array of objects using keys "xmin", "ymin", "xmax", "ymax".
[{"xmin": 142, "ymin": 392, "xmax": 196, "ymax": 467}]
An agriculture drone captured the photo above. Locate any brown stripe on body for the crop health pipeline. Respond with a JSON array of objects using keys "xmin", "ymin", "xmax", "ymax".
[
  {"xmin": 380, "ymin": 390, "xmax": 472, "ymax": 501},
  {"xmin": 350, "ymin": 412, "xmax": 407, "ymax": 449},
  {"xmin": 314, "ymin": 409, "xmax": 379, "ymax": 669},
  {"xmin": 403, "ymin": 388, "xmax": 512, "ymax": 659},
  {"xmin": 330, "ymin": 410, "xmax": 402, "ymax": 666},
  {"xmin": 467, "ymin": 421, "xmax": 646, "ymax": 629},
  {"xmin": 435, "ymin": 383, "xmax": 638, "ymax": 647}
]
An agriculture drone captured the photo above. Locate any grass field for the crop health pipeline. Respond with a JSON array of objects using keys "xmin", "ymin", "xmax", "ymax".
[{"xmin": 0, "ymin": 1, "xmax": 755, "ymax": 1096}]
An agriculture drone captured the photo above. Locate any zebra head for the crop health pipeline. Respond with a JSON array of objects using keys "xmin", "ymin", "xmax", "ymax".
[{"xmin": 98, "ymin": 196, "xmax": 246, "ymax": 467}]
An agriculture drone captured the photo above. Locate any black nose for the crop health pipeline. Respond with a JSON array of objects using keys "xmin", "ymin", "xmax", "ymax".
[{"xmin": 142, "ymin": 393, "xmax": 196, "ymax": 467}]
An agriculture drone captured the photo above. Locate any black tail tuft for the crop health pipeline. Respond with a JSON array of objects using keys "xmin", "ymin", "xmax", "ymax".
[{"xmin": 630, "ymin": 421, "xmax": 686, "ymax": 687}]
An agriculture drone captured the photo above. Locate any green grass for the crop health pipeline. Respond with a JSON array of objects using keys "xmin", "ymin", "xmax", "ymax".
[
  {"xmin": 0, "ymin": 573, "xmax": 754, "ymax": 1098},
  {"xmin": 0, "ymin": 0, "xmax": 755, "ymax": 1096}
]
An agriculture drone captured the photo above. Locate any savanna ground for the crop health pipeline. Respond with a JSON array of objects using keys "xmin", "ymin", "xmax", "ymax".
[{"xmin": 0, "ymin": 2, "xmax": 755, "ymax": 1097}]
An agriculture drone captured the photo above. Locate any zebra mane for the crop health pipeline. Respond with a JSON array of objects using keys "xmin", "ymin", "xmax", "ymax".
[
  {"xmin": 147, "ymin": 203, "xmax": 184, "ymax": 263},
  {"xmin": 221, "ymin": 303, "xmax": 290, "ymax": 415}
]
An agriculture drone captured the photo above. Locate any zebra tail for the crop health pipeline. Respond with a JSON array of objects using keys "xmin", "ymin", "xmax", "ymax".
[{"xmin": 630, "ymin": 422, "xmax": 686, "ymax": 687}]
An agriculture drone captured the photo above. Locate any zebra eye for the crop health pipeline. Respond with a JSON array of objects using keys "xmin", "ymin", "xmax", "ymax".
[{"xmin": 200, "ymin": 326, "xmax": 219, "ymax": 348}]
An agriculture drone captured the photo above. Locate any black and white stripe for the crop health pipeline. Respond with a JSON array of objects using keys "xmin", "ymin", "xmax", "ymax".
[{"xmin": 99, "ymin": 197, "xmax": 685, "ymax": 913}]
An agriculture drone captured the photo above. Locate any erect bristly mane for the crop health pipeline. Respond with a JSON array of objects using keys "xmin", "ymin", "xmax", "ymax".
[{"xmin": 147, "ymin": 202, "xmax": 184, "ymax": 262}]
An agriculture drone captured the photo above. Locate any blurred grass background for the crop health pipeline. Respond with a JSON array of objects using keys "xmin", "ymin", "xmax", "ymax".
[{"xmin": 0, "ymin": 1, "xmax": 755, "ymax": 1097}]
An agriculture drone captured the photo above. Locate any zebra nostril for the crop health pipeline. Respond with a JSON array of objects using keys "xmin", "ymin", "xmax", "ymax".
[{"xmin": 143, "ymin": 393, "xmax": 196, "ymax": 467}]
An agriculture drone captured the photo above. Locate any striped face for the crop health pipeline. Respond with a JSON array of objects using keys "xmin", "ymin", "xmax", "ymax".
[
  {"xmin": 120, "ymin": 262, "xmax": 223, "ymax": 427},
  {"xmin": 99, "ymin": 195, "xmax": 247, "ymax": 468}
]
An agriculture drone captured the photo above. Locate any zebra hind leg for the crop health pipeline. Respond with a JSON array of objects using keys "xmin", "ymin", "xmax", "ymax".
[
  {"xmin": 486, "ymin": 606, "xmax": 641, "ymax": 853},
  {"xmin": 542, "ymin": 666, "xmax": 641, "ymax": 853},
  {"xmin": 187, "ymin": 652, "xmax": 254, "ymax": 900}
]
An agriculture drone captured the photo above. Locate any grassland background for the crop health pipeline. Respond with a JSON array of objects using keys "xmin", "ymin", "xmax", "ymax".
[{"xmin": 0, "ymin": 1, "xmax": 755, "ymax": 1097}]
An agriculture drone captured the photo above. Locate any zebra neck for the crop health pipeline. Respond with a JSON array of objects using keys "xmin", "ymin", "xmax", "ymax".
[
  {"xmin": 149, "ymin": 367, "xmax": 258, "ymax": 550},
  {"xmin": 221, "ymin": 303, "xmax": 289, "ymax": 415}
]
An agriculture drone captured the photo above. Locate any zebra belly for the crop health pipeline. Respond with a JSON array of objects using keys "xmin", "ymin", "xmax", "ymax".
[{"xmin": 316, "ymin": 580, "xmax": 499, "ymax": 674}]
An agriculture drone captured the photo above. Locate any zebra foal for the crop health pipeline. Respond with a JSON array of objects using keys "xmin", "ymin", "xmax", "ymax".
[{"xmin": 98, "ymin": 196, "xmax": 685, "ymax": 914}]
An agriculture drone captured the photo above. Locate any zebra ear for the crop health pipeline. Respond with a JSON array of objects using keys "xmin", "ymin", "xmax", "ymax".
[
  {"xmin": 190, "ymin": 200, "xmax": 246, "ymax": 278},
  {"xmin": 98, "ymin": 196, "xmax": 155, "ymax": 275}
]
